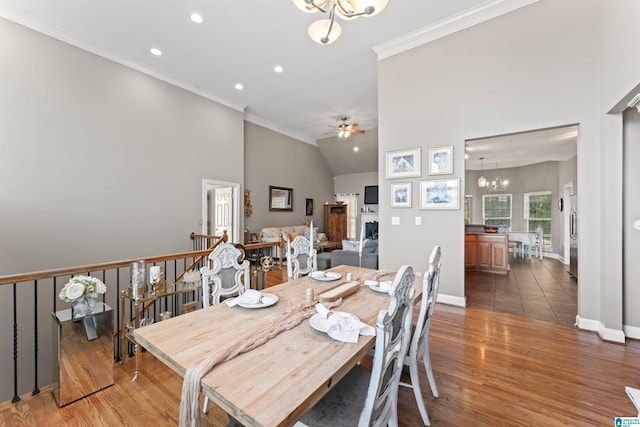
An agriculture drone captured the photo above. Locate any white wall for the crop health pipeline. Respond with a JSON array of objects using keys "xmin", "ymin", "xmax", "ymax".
[{"xmin": 378, "ymin": 0, "xmax": 633, "ymax": 338}]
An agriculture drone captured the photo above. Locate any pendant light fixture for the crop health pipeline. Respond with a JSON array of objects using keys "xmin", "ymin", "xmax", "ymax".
[
  {"xmin": 478, "ymin": 157, "xmax": 487, "ymax": 188},
  {"xmin": 486, "ymin": 162, "xmax": 509, "ymax": 192}
]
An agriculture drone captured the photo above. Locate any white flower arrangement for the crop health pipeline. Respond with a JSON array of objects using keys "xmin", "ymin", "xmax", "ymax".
[{"xmin": 59, "ymin": 275, "xmax": 107, "ymax": 302}]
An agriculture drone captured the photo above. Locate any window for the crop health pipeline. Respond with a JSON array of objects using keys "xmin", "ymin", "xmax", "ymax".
[
  {"xmin": 524, "ymin": 191, "xmax": 552, "ymax": 248},
  {"xmin": 335, "ymin": 193, "xmax": 358, "ymax": 239},
  {"xmin": 482, "ymin": 194, "xmax": 512, "ymax": 228},
  {"xmin": 464, "ymin": 195, "xmax": 472, "ymax": 224}
]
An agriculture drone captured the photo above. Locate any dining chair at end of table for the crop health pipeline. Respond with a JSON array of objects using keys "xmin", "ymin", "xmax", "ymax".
[
  {"xmin": 282, "ymin": 232, "xmax": 317, "ymax": 280},
  {"xmin": 399, "ymin": 245, "xmax": 442, "ymax": 426},
  {"xmin": 294, "ymin": 265, "xmax": 416, "ymax": 427},
  {"xmin": 199, "ymin": 242, "xmax": 250, "ymax": 415}
]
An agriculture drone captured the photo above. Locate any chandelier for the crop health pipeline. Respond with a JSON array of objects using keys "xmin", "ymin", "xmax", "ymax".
[
  {"xmin": 293, "ymin": 0, "xmax": 389, "ymax": 45},
  {"xmin": 486, "ymin": 163, "xmax": 509, "ymax": 192}
]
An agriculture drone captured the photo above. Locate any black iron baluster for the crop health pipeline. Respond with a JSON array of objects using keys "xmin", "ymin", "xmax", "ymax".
[
  {"xmin": 12, "ymin": 282, "xmax": 20, "ymax": 403},
  {"xmin": 32, "ymin": 280, "xmax": 40, "ymax": 395}
]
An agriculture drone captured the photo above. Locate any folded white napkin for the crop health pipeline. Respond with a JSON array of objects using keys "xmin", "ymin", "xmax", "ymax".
[
  {"xmin": 364, "ymin": 280, "xmax": 393, "ymax": 292},
  {"xmin": 315, "ymin": 303, "xmax": 375, "ymax": 343},
  {"xmin": 226, "ymin": 289, "xmax": 276, "ymax": 307}
]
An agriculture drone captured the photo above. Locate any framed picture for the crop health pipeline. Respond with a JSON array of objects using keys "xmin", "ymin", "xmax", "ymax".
[
  {"xmin": 305, "ymin": 198, "xmax": 313, "ymax": 216},
  {"xmin": 386, "ymin": 148, "xmax": 421, "ymax": 179},
  {"xmin": 391, "ymin": 182, "xmax": 412, "ymax": 208},
  {"xmin": 269, "ymin": 186, "xmax": 293, "ymax": 211},
  {"xmin": 428, "ymin": 146, "xmax": 453, "ymax": 175},
  {"xmin": 420, "ymin": 178, "xmax": 460, "ymax": 210}
]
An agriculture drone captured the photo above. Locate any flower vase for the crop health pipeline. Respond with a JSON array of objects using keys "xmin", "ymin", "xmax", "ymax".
[{"xmin": 71, "ymin": 293, "xmax": 98, "ymax": 319}]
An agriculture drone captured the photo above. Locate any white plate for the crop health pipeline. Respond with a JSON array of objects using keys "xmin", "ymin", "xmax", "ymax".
[
  {"xmin": 367, "ymin": 283, "xmax": 391, "ymax": 294},
  {"xmin": 237, "ymin": 293, "xmax": 278, "ymax": 309},
  {"xmin": 311, "ymin": 271, "xmax": 341, "ymax": 282},
  {"xmin": 309, "ymin": 311, "xmax": 356, "ymax": 333}
]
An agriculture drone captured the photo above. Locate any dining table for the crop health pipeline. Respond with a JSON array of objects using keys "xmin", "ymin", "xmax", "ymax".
[
  {"xmin": 132, "ymin": 264, "xmax": 423, "ymax": 427},
  {"xmin": 508, "ymin": 231, "xmax": 541, "ymax": 259}
]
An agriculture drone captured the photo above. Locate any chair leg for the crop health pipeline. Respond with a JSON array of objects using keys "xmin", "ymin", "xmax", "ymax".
[
  {"xmin": 409, "ymin": 358, "xmax": 431, "ymax": 426},
  {"xmin": 423, "ymin": 343, "xmax": 439, "ymax": 398}
]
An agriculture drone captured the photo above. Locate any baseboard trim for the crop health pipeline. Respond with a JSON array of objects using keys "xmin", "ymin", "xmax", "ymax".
[
  {"xmin": 576, "ymin": 315, "xmax": 626, "ymax": 343},
  {"xmin": 437, "ymin": 293, "xmax": 466, "ymax": 307},
  {"xmin": 624, "ymin": 324, "xmax": 640, "ymax": 340}
]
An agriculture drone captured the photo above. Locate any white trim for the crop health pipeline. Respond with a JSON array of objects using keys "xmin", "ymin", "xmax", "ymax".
[
  {"xmin": 624, "ymin": 325, "xmax": 640, "ymax": 340},
  {"xmin": 576, "ymin": 315, "xmax": 626, "ymax": 343},
  {"xmin": 202, "ymin": 180, "xmax": 241, "ymax": 243},
  {"xmin": 437, "ymin": 293, "xmax": 466, "ymax": 307},
  {"xmin": 374, "ymin": 0, "xmax": 540, "ymax": 60}
]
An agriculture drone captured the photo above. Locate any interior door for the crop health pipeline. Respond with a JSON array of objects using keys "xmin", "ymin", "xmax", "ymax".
[{"xmin": 215, "ymin": 187, "xmax": 232, "ymax": 237}]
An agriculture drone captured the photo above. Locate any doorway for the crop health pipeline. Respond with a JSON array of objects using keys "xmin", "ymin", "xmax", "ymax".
[
  {"xmin": 464, "ymin": 125, "xmax": 578, "ymax": 324},
  {"xmin": 202, "ymin": 179, "xmax": 241, "ymax": 243}
]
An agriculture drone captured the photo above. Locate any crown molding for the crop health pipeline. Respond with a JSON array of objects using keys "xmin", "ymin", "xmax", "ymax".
[{"xmin": 374, "ymin": 0, "xmax": 540, "ymax": 60}]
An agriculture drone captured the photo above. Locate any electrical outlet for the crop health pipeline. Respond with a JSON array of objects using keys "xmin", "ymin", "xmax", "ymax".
[
  {"xmin": 415, "ymin": 216, "xmax": 422, "ymax": 225},
  {"xmin": 391, "ymin": 216, "xmax": 400, "ymax": 225}
]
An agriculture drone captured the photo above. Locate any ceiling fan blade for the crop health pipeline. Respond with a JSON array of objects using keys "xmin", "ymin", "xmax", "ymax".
[{"xmin": 350, "ymin": 129, "xmax": 365, "ymax": 134}]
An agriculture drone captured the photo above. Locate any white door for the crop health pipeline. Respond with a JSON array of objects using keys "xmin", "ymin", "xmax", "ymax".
[{"xmin": 215, "ymin": 187, "xmax": 232, "ymax": 237}]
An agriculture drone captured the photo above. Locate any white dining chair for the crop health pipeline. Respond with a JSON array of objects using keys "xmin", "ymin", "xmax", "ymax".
[
  {"xmin": 399, "ymin": 245, "xmax": 442, "ymax": 426},
  {"xmin": 295, "ymin": 264, "xmax": 416, "ymax": 427},
  {"xmin": 282, "ymin": 232, "xmax": 316, "ymax": 279},
  {"xmin": 200, "ymin": 243, "xmax": 250, "ymax": 414}
]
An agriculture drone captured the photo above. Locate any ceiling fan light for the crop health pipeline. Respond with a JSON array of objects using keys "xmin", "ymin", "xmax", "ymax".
[
  {"xmin": 292, "ymin": 0, "xmax": 327, "ymax": 13},
  {"xmin": 308, "ymin": 19, "xmax": 341, "ymax": 44}
]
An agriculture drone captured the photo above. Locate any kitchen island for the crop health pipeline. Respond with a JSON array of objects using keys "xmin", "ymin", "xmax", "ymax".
[{"xmin": 465, "ymin": 224, "xmax": 509, "ymax": 274}]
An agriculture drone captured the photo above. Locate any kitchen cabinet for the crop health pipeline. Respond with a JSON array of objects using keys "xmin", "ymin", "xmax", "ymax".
[{"xmin": 465, "ymin": 235, "xmax": 477, "ymax": 268}]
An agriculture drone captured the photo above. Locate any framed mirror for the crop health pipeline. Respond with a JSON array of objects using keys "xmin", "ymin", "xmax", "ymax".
[{"xmin": 269, "ymin": 186, "xmax": 293, "ymax": 211}]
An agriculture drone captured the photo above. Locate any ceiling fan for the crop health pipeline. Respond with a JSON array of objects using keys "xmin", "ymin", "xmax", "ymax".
[{"xmin": 328, "ymin": 115, "xmax": 365, "ymax": 139}]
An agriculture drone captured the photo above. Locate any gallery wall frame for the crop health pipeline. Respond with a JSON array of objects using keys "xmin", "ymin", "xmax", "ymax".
[
  {"xmin": 391, "ymin": 182, "xmax": 412, "ymax": 208},
  {"xmin": 428, "ymin": 145, "xmax": 453, "ymax": 175},
  {"xmin": 420, "ymin": 178, "xmax": 460, "ymax": 210},
  {"xmin": 385, "ymin": 148, "xmax": 421, "ymax": 179}
]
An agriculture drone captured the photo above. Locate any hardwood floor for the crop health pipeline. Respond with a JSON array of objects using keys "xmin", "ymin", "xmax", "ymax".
[
  {"xmin": 466, "ymin": 256, "xmax": 578, "ymax": 325},
  {"xmin": 2, "ymin": 303, "xmax": 638, "ymax": 426}
]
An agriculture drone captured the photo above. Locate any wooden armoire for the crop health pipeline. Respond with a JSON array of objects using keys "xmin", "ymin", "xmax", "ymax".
[{"xmin": 324, "ymin": 203, "xmax": 348, "ymax": 242}]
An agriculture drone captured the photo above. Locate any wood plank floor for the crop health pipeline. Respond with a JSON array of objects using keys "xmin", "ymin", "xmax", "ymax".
[{"xmin": 2, "ymin": 302, "xmax": 638, "ymax": 426}]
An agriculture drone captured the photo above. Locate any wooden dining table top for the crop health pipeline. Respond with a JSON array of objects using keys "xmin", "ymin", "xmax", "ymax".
[{"xmin": 133, "ymin": 264, "xmax": 423, "ymax": 427}]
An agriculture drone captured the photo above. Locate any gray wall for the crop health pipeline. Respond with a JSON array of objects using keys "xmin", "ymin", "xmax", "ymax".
[
  {"xmin": 334, "ymin": 171, "xmax": 379, "ymax": 212},
  {"xmin": 465, "ymin": 160, "xmax": 576, "ymax": 256},
  {"xmin": 243, "ymin": 121, "xmax": 334, "ymax": 236},
  {"xmin": 0, "ymin": 17, "xmax": 244, "ymax": 276},
  {"xmin": 378, "ymin": 0, "xmax": 638, "ymax": 339}
]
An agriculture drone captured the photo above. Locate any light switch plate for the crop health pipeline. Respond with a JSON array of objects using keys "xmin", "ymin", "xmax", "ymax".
[
  {"xmin": 391, "ymin": 216, "xmax": 400, "ymax": 225},
  {"xmin": 415, "ymin": 216, "xmax": 422, "ymax": 225}
]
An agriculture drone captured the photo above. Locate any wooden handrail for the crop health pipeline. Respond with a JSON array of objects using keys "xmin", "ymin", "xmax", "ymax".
[{"xmin": 179, "ymin": 230, "xmax": 228, "ymax": 281}]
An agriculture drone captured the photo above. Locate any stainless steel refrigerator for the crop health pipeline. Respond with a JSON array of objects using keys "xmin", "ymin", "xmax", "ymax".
[{"xmin": 569, "ymin": 195, "xmax": 578, "ymax": 278}]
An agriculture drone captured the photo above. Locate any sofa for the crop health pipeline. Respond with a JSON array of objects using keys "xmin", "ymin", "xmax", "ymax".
[
  {"xmin": 316, "ymin": 239, "xmax": 379, "ymax": 270},
  {"xmin": 259, "ymin": 225, "xmax": 322, "ymax": 258}
]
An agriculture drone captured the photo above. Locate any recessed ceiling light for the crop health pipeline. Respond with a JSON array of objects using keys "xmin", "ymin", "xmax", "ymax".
[
  {"xmin": 234, "ymin": 83, "xmax": 244, "ymax": 90},
  {"xmin": 190, "ymin": 13, "xmax": 204, "ymax": 24},
  {"xmin": 150, "ymin": 48, "xmax": 162, "ymax": 56},
  {"xmin": 353, "ymin": 146, "xmax": 359, "ymax": 152},
  {"xmin": 274, "ymin": 65, "xmax": 284, "ymax": 73}
]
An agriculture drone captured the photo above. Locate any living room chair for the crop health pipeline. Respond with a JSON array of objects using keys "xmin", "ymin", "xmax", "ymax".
[
  {"xmin": 295, "ymin": 265, "xmax": 416, "ymax": 427},
  {"xmin": 282, "ymin": 232, "xmax": 317, "ymax": 279},
  {"xmin": 399, "ymin": 245, "xmax": 442, "ymax": 426}
]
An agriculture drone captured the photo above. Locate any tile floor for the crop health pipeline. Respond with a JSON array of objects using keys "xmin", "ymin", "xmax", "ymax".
[{"xmin": 465, "ymin": 256, "xmax": 578, "ymax": 325}]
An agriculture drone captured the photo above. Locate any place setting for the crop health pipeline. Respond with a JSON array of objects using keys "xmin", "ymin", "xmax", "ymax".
[
  {"xmin": 309, "ymin": 302, "xmax": 375, "ymax": 343},
  {"xmin": 225, "ymin": 289, "xmax": 278, "ymax": 309},
  {"xmin": 310, "ymin": 271, "xmax": 341, "ymax": 281}
]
